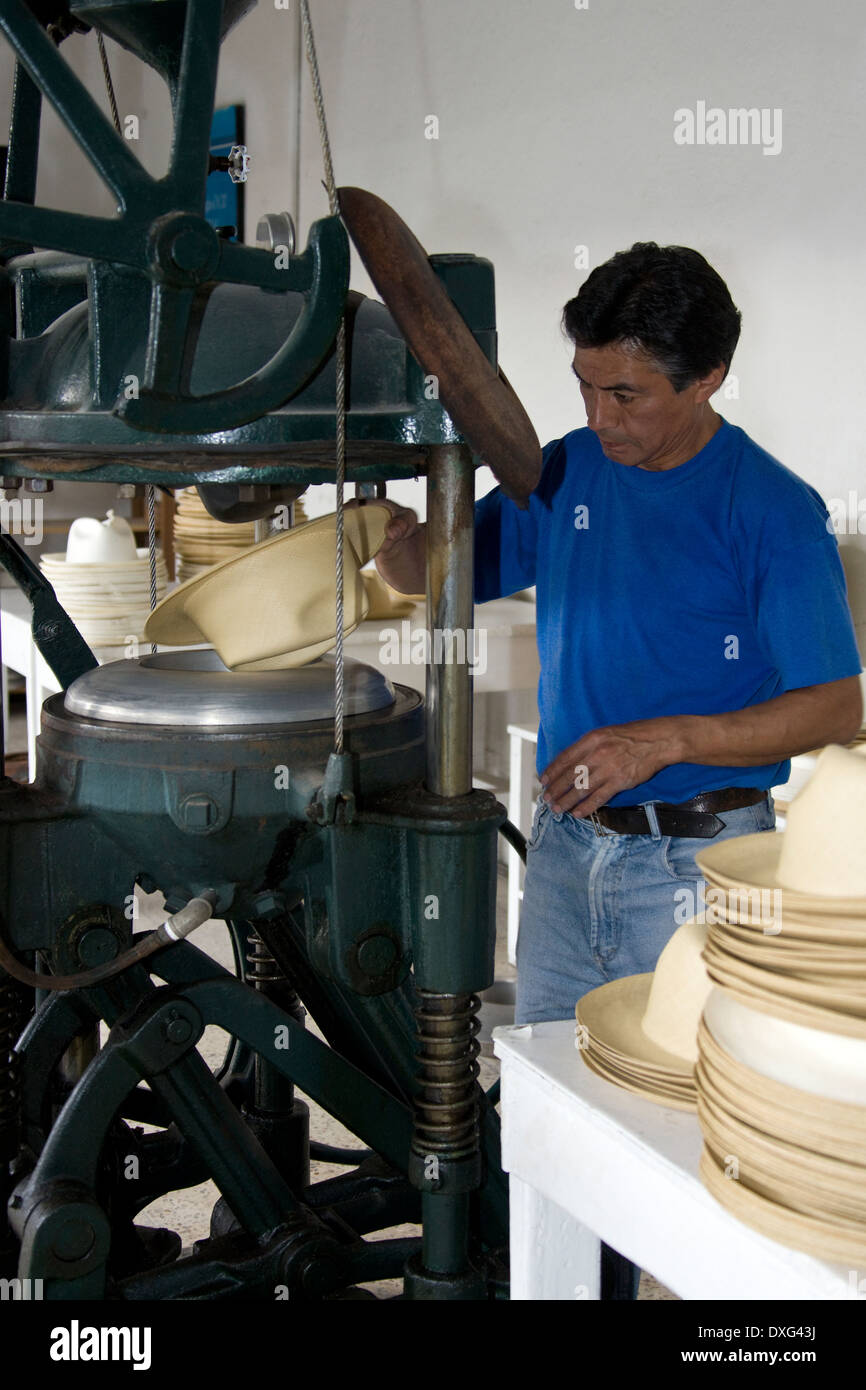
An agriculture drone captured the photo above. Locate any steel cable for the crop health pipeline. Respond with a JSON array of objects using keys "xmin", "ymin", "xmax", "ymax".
[{"xmin": 300, "ymin": 0, "xmax": 347, "ymax": 754}]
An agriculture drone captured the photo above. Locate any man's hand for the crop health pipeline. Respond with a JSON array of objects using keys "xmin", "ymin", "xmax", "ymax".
[
  {"xmin": 539, "ymin": 676, "xmax": 863, "ymax": 818},
  {"xmin": 345, "ymin": 497, "xmax": 426, "ymax": 595},
  {"xmin": 375, "ymin": 499, "xmax": 422, "ymax": 556},
  {"xmin": 540, "ymin": 718, "xmax": 683, "ymax": 816}
]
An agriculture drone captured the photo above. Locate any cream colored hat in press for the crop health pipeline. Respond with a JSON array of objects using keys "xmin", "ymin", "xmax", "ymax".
[
  {"xmin": 576, "ymin": 917, "xmax": 712, "ymax": 1077},
  {"xmin": 361, "ymin": 568, "xmax": 423, "ymax": 619},
  {"xmin": 697, "ymin": 743, "xmax": 866, "ymax": 900},
  {"xmin": 144, "ymin": 505, "xmax": 390, "ymax": 671}
]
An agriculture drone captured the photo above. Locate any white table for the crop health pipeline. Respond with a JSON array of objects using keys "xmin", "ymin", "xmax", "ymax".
[
  {"xmin": 0, "ymin": 588, "xmax": 202, "ymax": 779},
  {"xmin": 493, "ymin": 1020, "xmax": 855, "ymax": 1301},
  {"xmin": 344, "ymin": 595, "xmax": 538, "ymax": 695},
  {"xmin": 2, "ymin": 587, "xmax": 67, "ymax": 780}
]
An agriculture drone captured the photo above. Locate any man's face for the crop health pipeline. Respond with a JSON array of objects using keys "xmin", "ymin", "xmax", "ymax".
[{"xmin": 571, "ymin": 341, "xmax": 721, "ymax": 470}]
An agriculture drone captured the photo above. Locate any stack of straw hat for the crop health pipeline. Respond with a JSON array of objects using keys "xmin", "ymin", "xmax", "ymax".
[
  {"xmin": 697, "ymin": 991, "xmax": 866, "ymax": 1263},
  {"xmin": 696, "ymin": 744, "xmax": 866, "ymax": 1037},
  {"xmin": 574, "ymin": 916, "xmax": 712, "ymax": 1111},
  {"xmin": 694, "ymin": 743, "xmax": 866, "ymax": 1262},
  {"xmin": 41, "ymin": 510, "xmax": 167, "ymax": 648},
  {"xmin": 172, "ymin": 488, "xmax": 308, "ymax": 583}
]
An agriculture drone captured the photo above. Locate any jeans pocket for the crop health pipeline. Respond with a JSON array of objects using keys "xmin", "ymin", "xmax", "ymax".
[
  {"xmin": 662, "ymin": 797, "xmax": 775, "ymax": 879},
  {"xmin": 527, "ymin": 795, "xmax": 552, "ymax": 853},
  {"xmin": 748, "ymin": 796, "xmax": 777, "ymax": 832},
  {"xmin": 661, "ymin": 835, "xmax": 706, "ymax": 882}
]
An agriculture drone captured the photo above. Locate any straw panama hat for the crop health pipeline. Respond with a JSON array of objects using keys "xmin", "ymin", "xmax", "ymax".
[
  {"xmin": 697, "ymin": 744, "xmax": 866, "ymax": 899},
  {"xmin": 144, "ymin": 505, "xmax": 391, "ymax": 670},
  {"xmin": 696, "ymin": 1024, "xmax": 866, "ymax": 1160},
  {"xmin": 703, "ymin": 986, "xmax": 866, "ymax": 1104},
  {"xmin": 698, "ymin": 1096, "xmax": 866, "ymax": 1221},
  {"xmin": 576, "ymin": 916, "xmax": 712, "ymax": 1075}
]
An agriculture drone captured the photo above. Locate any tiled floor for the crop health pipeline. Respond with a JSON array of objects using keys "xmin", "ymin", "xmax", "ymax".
[{"xmin": 6, "ymin": 693, "xmax": 676, "ymax": 1299}]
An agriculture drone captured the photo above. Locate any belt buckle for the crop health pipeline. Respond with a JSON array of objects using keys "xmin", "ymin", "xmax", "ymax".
[{"xmin": 590, "ymin": 811, "xmax": 612, "ymax": 838}]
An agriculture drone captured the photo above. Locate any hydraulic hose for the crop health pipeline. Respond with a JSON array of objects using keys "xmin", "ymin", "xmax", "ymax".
[{"xmin": 0, "ymin": 891, "xmax": 217, "ymax": 992}]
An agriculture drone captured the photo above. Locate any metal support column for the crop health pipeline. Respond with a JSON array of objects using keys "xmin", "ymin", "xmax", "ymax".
[
  {"xmin": 406, "ymin": 443, "xmax": 487, "ymax": 1299},
  {"xmin": 425, "ymin": 444, "xmax": 474, "ymax": 798}
]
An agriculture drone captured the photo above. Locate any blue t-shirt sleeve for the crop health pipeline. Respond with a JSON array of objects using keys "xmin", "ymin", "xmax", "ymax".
[
  {"xmin": 752, "ymin": 534, "xmax": 862, "ymax": 690},
  {"xmin": 473, "ymin": 438, "xmax": 560, "ymax": 603}
]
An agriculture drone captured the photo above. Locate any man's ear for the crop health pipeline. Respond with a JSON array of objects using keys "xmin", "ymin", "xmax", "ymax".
[{"xmin": 692, "ymin": 362, "xmax": 727, "ymax": 403}]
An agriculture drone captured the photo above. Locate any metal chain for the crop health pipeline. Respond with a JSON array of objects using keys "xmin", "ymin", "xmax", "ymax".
[
  {"xmin": 300, "ymin": 0, "xmax": 347, "ymax": 754},
  {"xmin": 96, "ymin": 28, "xmax": 159, "ymax": 653}
]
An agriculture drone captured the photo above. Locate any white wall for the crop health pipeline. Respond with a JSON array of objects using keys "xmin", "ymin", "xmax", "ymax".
[
  {"xmin": 2, "ymin": 1, "xmax": 865, "ymax": 550},
  {"xmin": 293, "ymin": 0, "xmax": 866, "ymax": 535}
]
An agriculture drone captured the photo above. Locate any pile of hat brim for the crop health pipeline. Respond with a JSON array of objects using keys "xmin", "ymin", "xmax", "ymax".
[
  {"xmin": 173, "ymin": 488, "xmax": 308, "ymax": 583},
  {"xmin": 40, "ymin": 548, "xmax": 168, "ymax": 646},
  {"xmin": 697, "ymin": 1011, "xmax": 866, "ymax": 1263},
  {"xmin": 575, "ymin": 973, "xmax": 697, "ymax": 1112},
  {"xmin": 697, "ymin": 845, "xmax": 866, "ymax": 1042}
]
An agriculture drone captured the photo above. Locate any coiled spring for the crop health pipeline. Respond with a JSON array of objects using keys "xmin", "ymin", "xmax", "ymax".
[
  {"xmin": 413, "ymin": 990, "xmax": 481, "ymax": 1158},
  {"xmin": 245, "ymin": 930, "xmax": 285, "ymax": 988}
]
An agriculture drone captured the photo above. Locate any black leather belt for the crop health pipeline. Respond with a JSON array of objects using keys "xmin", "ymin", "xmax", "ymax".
[{"xmin": 588, "ymin": 787, "xmax": 768, "ymax": 839}]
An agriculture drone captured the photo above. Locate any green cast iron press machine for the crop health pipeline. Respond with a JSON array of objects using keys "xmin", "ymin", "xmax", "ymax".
[{"xmin": 0, "ymin": 0, "xmax": 543, "ymax": 1300}]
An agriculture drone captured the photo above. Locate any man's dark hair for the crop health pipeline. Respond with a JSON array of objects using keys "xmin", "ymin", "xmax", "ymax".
[{"xmin": 562, "ymin": 243, "xmax": 741, "ymax": 392}]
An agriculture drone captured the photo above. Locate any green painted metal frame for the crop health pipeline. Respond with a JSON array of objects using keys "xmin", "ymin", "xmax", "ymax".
[
  {"xmin": 0, "ymin": 0, "xmax": 351, "ymax": 446},
  {"xmin": 0, "ymin": 0, "xmax": 511, "ymax": 1300}
]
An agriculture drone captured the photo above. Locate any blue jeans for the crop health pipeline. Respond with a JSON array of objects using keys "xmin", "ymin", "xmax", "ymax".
[{"xmin": 515, "ymin": 792, "xmax": 777, "ymax": 1024}]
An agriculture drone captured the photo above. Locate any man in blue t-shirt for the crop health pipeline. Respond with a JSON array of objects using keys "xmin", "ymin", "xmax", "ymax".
[{"xmin": 372, "ymin": 242, "xmax": 862, "ymax": 1024}]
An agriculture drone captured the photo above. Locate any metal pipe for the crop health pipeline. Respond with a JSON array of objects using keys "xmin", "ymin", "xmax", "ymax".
[
  {"xmin": 0, "ymin": 563, "xmax": 4, "ymax": 779},
  {"xmin": 412, "ymin": 444, "xmax": 486, "ymax": 1294},
  {"xmin": 425, "ymin": 443, "xmax": 474, "ymax": 798},
  {"xmin": 420, "ymin": 1192, "xmax": 469, "ymax": 1273}
]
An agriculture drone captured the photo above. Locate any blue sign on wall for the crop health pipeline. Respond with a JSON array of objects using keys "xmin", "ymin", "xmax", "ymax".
[{"xmin": 206, "ymin": 104, "xmax": 245, "ymax": 242}]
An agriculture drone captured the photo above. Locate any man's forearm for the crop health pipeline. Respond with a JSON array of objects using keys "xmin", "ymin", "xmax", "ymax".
[
  {"xmin": 670, "ymin": 678, "xmax": 863, "ymax": 767},
  {"xmin": 375, "ymin": 521, "xmax": 427, "ymax": 594}
]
